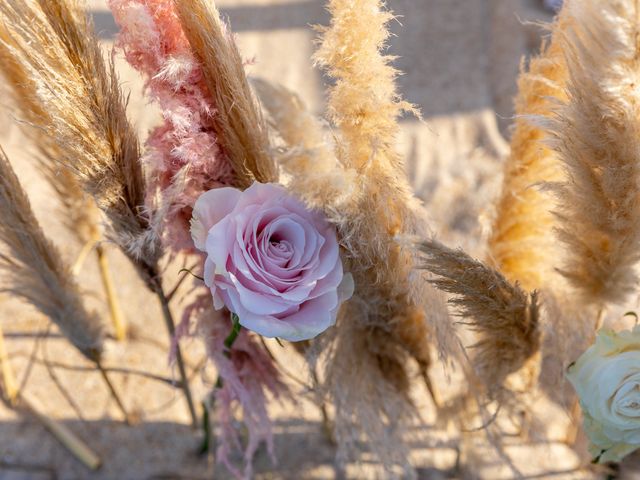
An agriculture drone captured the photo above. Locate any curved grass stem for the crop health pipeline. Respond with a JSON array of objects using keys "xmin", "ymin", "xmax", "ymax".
[
  {"xmin": 71, "ymin": 239, "xmax": 95, "ymax": 276},
  {"xmin": 96, "ymin": 360, "xmax": 131, "ymax": 426},
  {"xmin": 156, "ymin": 286, "xmax": 198, "ymax": 429}
]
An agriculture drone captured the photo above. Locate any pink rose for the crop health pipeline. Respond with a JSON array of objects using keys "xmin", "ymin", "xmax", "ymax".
[{"xmin": 191, "ymin": 182, "xmax": 353, "ymax": 341}]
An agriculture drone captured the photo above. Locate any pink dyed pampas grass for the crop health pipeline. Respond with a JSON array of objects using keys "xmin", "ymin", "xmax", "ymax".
[
  {"xmin": 198, "ymin": 306, "xmax": 286, "ymax": 479},
  {"xmin": 109, "ymin": 1, "xmax": 287, "ymax": 477},
  {"xmin": 109, "ymin": 0, "xmax": 234, "ymax": 251}
]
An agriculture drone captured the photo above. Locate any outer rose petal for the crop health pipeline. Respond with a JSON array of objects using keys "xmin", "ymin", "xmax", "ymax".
[
  {"xmin": 203, "ymin": 257, "xmax": 225, "ymax": 310},
  {"xmin": 235, "ymin": 182, "xmax": 287, "ymax": 211},
  {"xmin": 191, "ymin": 187, "xmax": 241, "ymax": 250},
  {"xmin": 234, "ymin": 290, "xmax": 340, "ymax": 342},
  {"xmin": 336, "ymin": 272, "xmax": 355, "ymax": 304}
]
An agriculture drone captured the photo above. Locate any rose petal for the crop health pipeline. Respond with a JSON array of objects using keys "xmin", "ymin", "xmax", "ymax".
[
  {"xmin": 191, "ymin": 187, "xmax": 241, "ymax": 250},
  {"xmin": 234, "ymin": 291, "xmax": 340, "ymax": 342}
]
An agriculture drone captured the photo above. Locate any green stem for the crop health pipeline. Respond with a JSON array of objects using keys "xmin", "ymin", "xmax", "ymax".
[{"xmin": 224, "ymin": 314, "xmax": 241, "ymax": 352}]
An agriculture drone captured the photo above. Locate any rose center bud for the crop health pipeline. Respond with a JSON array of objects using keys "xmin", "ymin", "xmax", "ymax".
[
  {"xmin": 615, "ymin": 381, "xmax": 640, "ymax": 418},
  {"xmin": 267, "ymin": 235, "xmax": 294, "ymax": 263}
]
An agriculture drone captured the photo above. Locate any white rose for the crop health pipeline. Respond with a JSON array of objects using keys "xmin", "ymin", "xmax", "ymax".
[{"xmin": 567, "ymin": 326, "xmax": 640, "ymax": 462}]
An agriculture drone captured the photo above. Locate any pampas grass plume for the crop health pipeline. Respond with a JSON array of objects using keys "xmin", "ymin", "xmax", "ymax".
[
  {"xmin": 547, "ymin": 0, "xmax": 640, "ymax": 306},
  {"xmin": 419, "ymin": 239, "xmax": 540, "ymax": 395},
  {"xmin": 175, "ymin": 0, "xmax": 277, "ymax": 187},
  {"xmin": 315, "ymin": 0, "xmax": 432, "ymax": 382},
  {"xmin": 0, "ymin": 20, "xmax": 101, "ymax": 248},
  {"xmin": 0, "ymin": 148, "xmax": 104, "ymax": 361},
  {"xmin": 0, "ymin": 0, "xmax": 159, "ymax": 276},
  {"xmin": 312, "ymin": 0, "xmax": 441, "ymax": 472},
  {"xmin": 109, "ymin": 0, "xmax": 236, "ymax": 252},
  {"xmin": 488, "ymin": 11, "xmax": 570, "ymax": 292}
]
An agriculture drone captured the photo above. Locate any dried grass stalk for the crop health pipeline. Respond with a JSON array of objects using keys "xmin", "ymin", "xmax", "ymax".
[
  {"xmin": 487, "ymin": 11, "xmax": 571, "ymax": 292},
  {"xmin": 418, "ymin": 239, "xmax": 540, "ymax": 395},
  {"xmin": 546, "ymin": 0, "xmax": 640, "ymax": 306},
  {"xmin": 315, "ymin": 0, "xmax": 433, "ymax": 382},
  {"xmin": 251, "ymin": 78, "xmax": 358, "ymax": 210},
  {"xmin": 0, "ymin": 148, "xmax": 104, "ymax": 361},
  {"xmin": 175, "ymin": 0, "xmax": 277, "ymax": 188},
  {"xmin": 312, "ymin": 0, "xmax": 439, "ymax": 471},
  {"xmin": 0, "ymin": 325, "xmax": 18, "ymax": 405},
  {"xmin": 321, "ymin": 302, "xmax": 414, "ymax": 478},
  {"xmin": 0, "ymin": 20, "xmax": 101, "ymax": 248},
  {"xmin": 0, "ymin": 0, "xmax": 159, "ymax": 274},
  {"xmin": 318, "ymin": 0, "xmax": 436, "ymax": 358}
]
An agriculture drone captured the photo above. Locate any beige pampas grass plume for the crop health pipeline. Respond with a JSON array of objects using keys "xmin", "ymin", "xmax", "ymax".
[
  {"xmin": 419, "ymin": 239, "xmax": 540, "ymax": 396},
  {"xmin": 0, "ymin": 20, "xmax": 100, "ymax": 250},
  {"xmin": 315, "ymin": 0, "xmax": 432, "ymax": 382},
  {"xmin": 310, "ymin": 0, "xmax": 443, "ymax": 472},
  {"xmin": 0, "ymin": 0, "xmax": 195, "ymax": 422},
  {"xmin": 175, "ymin": 0, "xmax": 277, "ymax": 188},
  {"xmin": 0, "ymin": 14, "xmax": 128, "ymax": 341},
  {"xmin": 0, "ymin": 0, "xmax": 159, "ymax": 275},
  {"xmin": 0, "ymin": 148, "xmax": 104, "ymax": 361},
  {"xmin": 252, "ymin": 78, "xmax": 358, "ymax": 210},
  {"xmin": 546, "ymin": 0, "xmax": 640, "ymax": 306},
  {"xmin": 487, "ymin": 10, "xmax": 570, "ymax": 292}
]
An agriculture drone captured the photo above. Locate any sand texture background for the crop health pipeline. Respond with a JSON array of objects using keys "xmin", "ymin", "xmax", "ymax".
[{"xmin": 0, "ymin": 1, "xmax": 626, "ymax": 479}]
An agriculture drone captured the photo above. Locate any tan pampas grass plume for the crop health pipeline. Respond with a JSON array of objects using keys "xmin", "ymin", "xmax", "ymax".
[
  {"xmin": 175, "ymin": 0, "xmax": 277, "ymax": 188},
  {"xmin": 310, "ymin": 0, "xmax": 444, "ymax": 471},
  {"xmin": 419, "ymin": 239, "xmax": 540, "ymax": 396},
  {"xmin": 0, "ymin": 20, "xmax": 101, "ymax": 251},
  {"xmin": 0, "ymin": 148, "xmax": 104, "ymax": 361},
  {"xmin": 487, "ymin": 11, "xmax": 571, "ymax": 292},
  {"xmin": 0, "ymin": 0, "xmax": 159, "ymax": 275},
  {"xmin": 315, "ymin": 0, "xmax": 432, "ymax": 382},
  {"xmin": 0, "ymin": 15, "xmax": 130, "ymax": 340},
  {"xmin": 251, "ymin": 78, "xmax": 358, "ymax": 210},
  {"xmin": 546, "ymin": 0, "xmax": 640, "ymax": 306}
]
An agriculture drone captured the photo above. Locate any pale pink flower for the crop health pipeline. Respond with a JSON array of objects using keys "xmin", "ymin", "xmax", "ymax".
[{"xmin": 191, "ymin": 182, "xmax": 354, "ymax": 341}]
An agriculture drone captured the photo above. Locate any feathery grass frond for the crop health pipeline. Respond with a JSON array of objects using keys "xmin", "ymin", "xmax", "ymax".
[
  {"xmin": 315, "ymin": 0, "xmax": 432, "ymax": 375},
  {"xmin": 315, "ymin": 0, "xmax": 415, "ymax": 172},
  {"xmin": 487, "ymin": 11, "xmax": 570, "ymax": 292},
  {"xmin": 546, "ymin": 0, "xmax": 640, "ymax": 306},
  {"xmin": 0, "ymin": 19, "xmax": 101, "ymax": 246},
  {"xmin": 251, "ymin": 78, "xmax": 358, "ymax": 210},
  {"xmin": 175, "ymin": 0, "xmax": 277, "ymax": 188},
  {"xmin": 0, "ymin": 0, "xmax": 159, "ymax": 274},
  {"xmin": 321, "ymin": 303, "xmax": 414, "ymax": 478},
  {"xmin": 0, "ymin": 148, "xmax": 104, "ymax": 361},
  {"xmin": 313, "ymin": 0, "xmax": 438, "ymax": 470},
  {"xmin": 418, "ymin": 239, "xmax": 540, "ymax": 394}
]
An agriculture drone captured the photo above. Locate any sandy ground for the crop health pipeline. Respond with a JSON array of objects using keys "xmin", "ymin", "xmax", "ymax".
[{"xmin": 0, "ymin": 1, "xmax": 622, "ymax": 479}]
